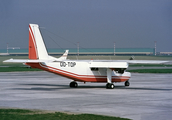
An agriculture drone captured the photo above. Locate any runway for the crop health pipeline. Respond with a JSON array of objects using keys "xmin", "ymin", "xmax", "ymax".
[{"xmin": 0, "ymin": 71, "xmax": 172, "ymax": 120}]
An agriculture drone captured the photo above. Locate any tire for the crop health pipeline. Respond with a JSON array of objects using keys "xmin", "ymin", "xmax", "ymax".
[
  {"xmin": 74, "ymin": 82, "xmax": 78, "ymax": 88},
  {"xmin": 70, "ymin": 81, "xmax": 78, "ymax": 88},
  {"xmin": 69, "ymin": 82, "xmax": 73, "ymax": 87},
  {"xmin": 110, "ymin": 84, "xmax": 114, "ymax": 89},
  {"xmin": 106, "ymin": 83, "xmax": 114, "ymax": 89},
  {"xmin": 125, "ymin": 81, "xmax": 130, "ymax": 86},
  {"xmin": 106, "ymin": 83, "xmax": 110, "ymax": 89}
]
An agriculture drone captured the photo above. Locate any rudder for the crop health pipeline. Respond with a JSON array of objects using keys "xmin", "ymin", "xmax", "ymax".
[
  {"xmin": 29, "ymin": 24, "xmax": 38, "ymax": 59},
  {"xmin": 28, "ymin": 24, "xmax": 49, "ymax": 60}
]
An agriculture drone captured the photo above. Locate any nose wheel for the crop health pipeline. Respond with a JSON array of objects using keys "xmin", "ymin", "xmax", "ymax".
[{"xmin": 125, "ymin": 81, "xmax": 130, "ymax": 86}]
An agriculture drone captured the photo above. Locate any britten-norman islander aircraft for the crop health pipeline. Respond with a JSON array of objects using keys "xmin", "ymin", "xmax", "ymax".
[{"xmin": 3, "ymin": 24, "xmax": 168, "ymax": 89}]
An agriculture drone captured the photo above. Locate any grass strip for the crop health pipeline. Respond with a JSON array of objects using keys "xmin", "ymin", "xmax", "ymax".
[
  {"xmin": 0, "ymin": 67, "xmax": 42, "ymax": 72},
  {"xmin": 129, "ymin": 64, "xmax": 172, "ymax": 67},
  {"xmin": 128, "ymin": 69, "xmax": 172, "ymax": 73},
  {"xmin": 0, "ymin": 109, "xmax": 130, "ymax": 120}
]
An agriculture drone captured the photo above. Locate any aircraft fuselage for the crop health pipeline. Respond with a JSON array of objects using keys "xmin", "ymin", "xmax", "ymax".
[{"xmin": 26, "ymin": 60, "xmax": 131, "ymax": 83}]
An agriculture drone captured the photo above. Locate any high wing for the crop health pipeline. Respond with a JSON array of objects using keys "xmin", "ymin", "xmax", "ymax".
[
  {"xmin": 88, "ymin": 59, "xmax": 168, "ymax": 77},
  {"xmin": 114, "ymin": 60, "xmax": 168, "ymax": 64},
  {"xmin": 89, "ymin": 61, "xmax": 128, "ymax": 73},
  {"xmin": 88, "ymin": 60, "xmax": 168, "ymax": 69},
  {"xmin": 89, "ymin": 61, "xmax": 128, "ymax": 68}
]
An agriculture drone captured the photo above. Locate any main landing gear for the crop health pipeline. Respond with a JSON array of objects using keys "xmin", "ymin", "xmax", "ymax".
[
  {"xmin": 106, "ymin": 69, "xmax": 115, "ymax": 89},
  {"xmin": 69, "ymin": 81, "xmax": 129, "ymax": 89},
  {"xmin": 69, "ymin": 81, "xmax": 78, "ymax": 88},
  {"xmin": 106, "ymin": 83, "xmax": 115, "ymax": 89},
  {"xmin": 106, "ymin": 81, "xmax": 130, "ymax": 89}
]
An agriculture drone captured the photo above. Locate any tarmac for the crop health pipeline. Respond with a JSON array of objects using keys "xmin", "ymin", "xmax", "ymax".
[{"xmin": 0, "ymin": 71, "xmax": 172, "ymax": 120}]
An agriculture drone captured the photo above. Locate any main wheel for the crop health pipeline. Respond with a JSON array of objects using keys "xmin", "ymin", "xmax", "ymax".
[
  {"xmin": 110, "ymin": 83, "xmax": 115, "ymax": 89},
  {"xmin": 125, "ymin": 81, "xmax": 130, "ymax": 86},
  {"xmin": 69, "ymin": 81, "xmax": 78, "ymax": 88},
  {"xmin": 106, "ymin": 83, "xmax": 115, "ymax": 89}
]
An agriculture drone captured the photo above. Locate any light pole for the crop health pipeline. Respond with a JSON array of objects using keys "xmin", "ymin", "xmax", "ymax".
[
  {"xmin": 114, "ymin": 42, "xmax": 115, "ymax": 56},
  {"xmin": 154, "ymin": 41, "xmax": 157, "ymax": 56},
  {"xmin": 77, "ymin": 42, "xmax": 79, "ymax": 56}
]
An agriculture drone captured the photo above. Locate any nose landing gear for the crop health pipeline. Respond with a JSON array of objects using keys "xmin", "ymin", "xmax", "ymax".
[{"xmin": 125, "ymin": 81, "xmax": 130, "ymax": 86}]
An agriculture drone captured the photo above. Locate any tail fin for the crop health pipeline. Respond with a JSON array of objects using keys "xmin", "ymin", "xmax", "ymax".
[{"xmin": 29, "ymin": 24, "xmax": 49, "ymax": 60}]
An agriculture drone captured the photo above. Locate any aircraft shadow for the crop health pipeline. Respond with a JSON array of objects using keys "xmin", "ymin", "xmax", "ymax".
[
  {"xmin": 19, "ymin": 83, "xmax": 67, "ymax": 87},
  {"xmin": 12, "ymin": 87, "xmax": 69, "ymax": 91},
  {"xmin": 114, "ymin": 86, "xmax": 172, "ymax": 91},
  {"xmin": 76, "ymin": 86, "xmax": 172, "ymax": 91},
  {"xmin": 10, "ymin": 83, "xmax": 172, "ymax": 91},
  {"xmin": 12, "ymin": 83, "xmax": 70, "ymax": 91}
]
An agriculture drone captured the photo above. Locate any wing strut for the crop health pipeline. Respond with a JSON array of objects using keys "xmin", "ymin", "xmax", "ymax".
[{"xmin": 107, "ymin": 69, "xmax": 112, "ymax": 83}]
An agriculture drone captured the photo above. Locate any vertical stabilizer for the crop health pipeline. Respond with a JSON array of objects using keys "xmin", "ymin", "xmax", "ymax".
[{"xmin": 29, "ymin": 24, "xmax": 49, "ymax": 60}]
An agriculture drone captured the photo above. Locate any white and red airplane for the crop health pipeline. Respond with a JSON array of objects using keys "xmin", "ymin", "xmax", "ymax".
[{"xmin": 3, "ymin": 24, "xmax": 167, "ymax": 89}]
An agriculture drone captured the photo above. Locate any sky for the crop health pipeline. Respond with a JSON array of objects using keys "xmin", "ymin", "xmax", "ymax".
[{"xmin": 0, "ymin": 0, "xmax": 172, "ymax": 52}]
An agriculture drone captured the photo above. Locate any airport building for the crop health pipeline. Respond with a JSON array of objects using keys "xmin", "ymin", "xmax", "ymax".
[
  {"xmin": 48, "ymin": 48, "xmax": 155, "ymax": 56},
  {"xmin": 0, "ymin": 48, "xmax": 155, "ymax": 56}
]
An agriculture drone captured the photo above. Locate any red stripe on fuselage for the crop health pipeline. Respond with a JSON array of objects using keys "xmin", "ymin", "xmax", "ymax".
[{"xmin": 26, "ymin": 63, "xmax": 130, "ymax": 83}]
